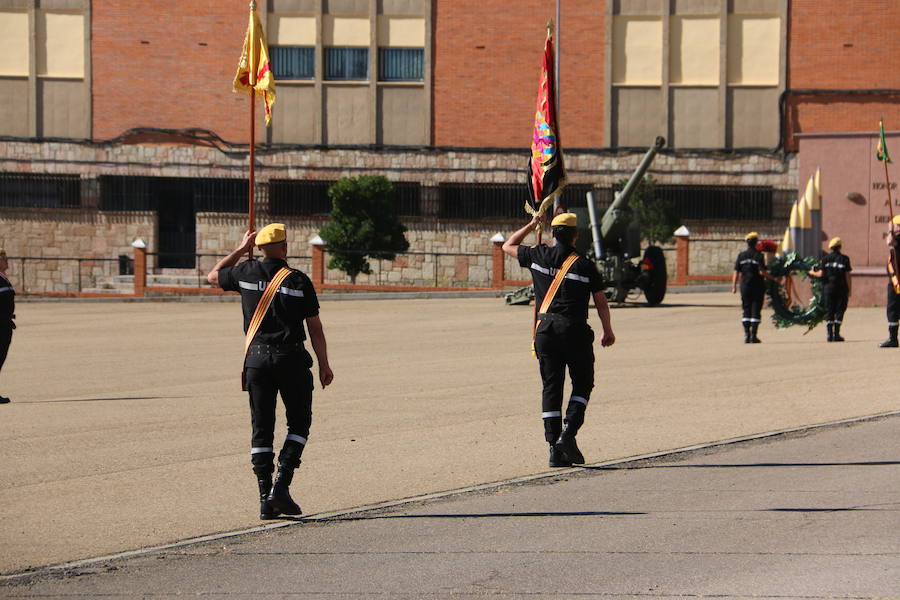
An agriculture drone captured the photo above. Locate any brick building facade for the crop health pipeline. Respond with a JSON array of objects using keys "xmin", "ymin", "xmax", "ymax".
[{"xmin": 0, "ymin": 0, "xmax": 898, "ymax": 300}]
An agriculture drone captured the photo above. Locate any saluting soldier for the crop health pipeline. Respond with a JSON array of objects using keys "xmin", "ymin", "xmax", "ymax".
[
  {"xmin": 808, "ymin": 237, "xmax": 852, "ymax": 341},
  {"xmin": 207, "ymin": 224, "xmax": 333, "ymax": 519},
  {"xmin": 502, "ymin": 213, "xmax": 615, "ymax": 468},
  {"xmin": 0, "ymin": 249, "xmax": 14, "ymax": 404},
  {"xmin": 880, "ymin": 216, "xmax": 900, "ymax": 348},
  {"xmin": 731, "ymin": 232, "xmax": 768, "ymax": 343}
]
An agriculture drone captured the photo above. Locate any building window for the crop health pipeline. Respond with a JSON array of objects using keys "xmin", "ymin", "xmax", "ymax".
[
  {"xmin": 0, "ymin": 173, "xmax": 81, "ymax": 208},
  {"xmin": 378, "ymin": 48, "xmax": 423, "ymax": 81},
  {"xmin": 325, "ymin": 47, "xmax": 368, "ymax": 80},
  {"xmin": 393, "ymin": 182, "xmax": 422, "ymax": 216},
  {"xmin": 269, "ymin": 180, "xmax": 335, "ymax": 216},
  {"xmin": 272, "ymin": 46, "xmax": 314, "ymax": 80},
  {"xmin": 657, "ymin": 185, "xmax": 774, "ymax": 221},
  {"xmin": 438, "ymin": 184, "xmax": 526, "ymax": 220}
]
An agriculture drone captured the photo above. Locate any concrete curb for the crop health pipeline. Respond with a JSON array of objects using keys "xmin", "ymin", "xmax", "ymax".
[{"xmin": 3, "ymin": 409, "xmax": 897, "ymax": 583}]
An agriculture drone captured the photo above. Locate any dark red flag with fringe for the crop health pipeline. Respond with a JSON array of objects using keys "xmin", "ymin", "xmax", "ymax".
[{"xmin": 525, "ymin": 27, "xmax": 567, "ymax": 217}]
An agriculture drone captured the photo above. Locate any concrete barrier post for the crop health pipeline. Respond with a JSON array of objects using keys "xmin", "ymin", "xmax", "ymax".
[
  {"xmin": 310, "ymin": 235, "xmax": 325, "ymax": 287},
  {"xmin": 132, "ymin": 238, "xmax": 147, "ymax": 297},
  {"xmin": 491, "ymin": 233, "xmax": 506, "ymax": 288},
  {"xmin": 673, "ymin": 226, "xmax": 690, "ymax": 285}
]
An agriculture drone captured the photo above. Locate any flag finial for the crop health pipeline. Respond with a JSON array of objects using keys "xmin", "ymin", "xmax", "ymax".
[
  {"xmin": 249, "ymin": 1, "xmax": 257, "ymax": 10},
  {"xmin": 546, "ymin": 19, "xmax": 553, "ymax": 35}
]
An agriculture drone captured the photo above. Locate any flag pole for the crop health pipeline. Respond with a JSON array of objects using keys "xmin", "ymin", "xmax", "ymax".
[{"xmin": 247, "ymin": 0, "xmax": 258, "ymax": 259}]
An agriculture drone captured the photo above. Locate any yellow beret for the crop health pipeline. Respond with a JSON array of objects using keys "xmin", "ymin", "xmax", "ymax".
[
  {"xmin": 828, "ymin": 237, "xmax": 842, "ymax": 248},
  {"xmin": 551, "ymin": 212, "xmax": 577, "ymax": 227},
  {"xmin": 745, "ymin": 231, "xmax": 759, "ymax": 241},
  {"xmin": 255, "ymin": 223, "xmax": 286, "ymax": 246},
  {"xmin": 893, "ymin": 215, "xmax": 900, "ymax": 225}
]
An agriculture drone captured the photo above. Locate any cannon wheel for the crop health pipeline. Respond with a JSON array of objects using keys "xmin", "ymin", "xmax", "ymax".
[{"xmin": 642, "ymin": 245, "xmax": 667, "ymax": 306}]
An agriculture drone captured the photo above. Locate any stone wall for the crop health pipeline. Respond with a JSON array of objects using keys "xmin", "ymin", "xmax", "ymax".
[
  {"xmin": 0, "ymin": 139, "xmax": 801, "ymax": 292},
  {"xmin": 0, "ymin": 207, "xmax": 155, "ymax": 293}
]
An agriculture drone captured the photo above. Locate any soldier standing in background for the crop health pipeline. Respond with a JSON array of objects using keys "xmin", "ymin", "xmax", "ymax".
[
  {"xmin": 0, "ymin": 249, "xmax": 14, "ymax": 404},
  {"xmin": 732, "ymin": 232, "xmax": 769, "ymax": 343},
  {"xmin": 808, "ymin": 237, "xmax": 852, "ymax": 342},
  {"xmin": 207, "ymin": 224, "xmax": 334, "ymax": 519}
]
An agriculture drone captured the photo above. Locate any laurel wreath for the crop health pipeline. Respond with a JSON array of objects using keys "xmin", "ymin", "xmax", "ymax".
[{"xmin": 765, "ymin": 251, "xmax": 825, "ymax": 331}]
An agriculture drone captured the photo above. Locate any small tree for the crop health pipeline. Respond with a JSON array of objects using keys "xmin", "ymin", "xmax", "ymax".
[
  {"xmin": 319, "ymin": 176, "xmax": 410, "ymax": 283},
  {"xmin": 616, "ymin": 175, "xmax": 678, "ymax": 245}
]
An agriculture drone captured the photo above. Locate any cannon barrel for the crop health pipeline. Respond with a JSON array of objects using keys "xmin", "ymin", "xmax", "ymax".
[{"xmin": 599, "ymin": 136, "xmax": 666, "ymax": 243}]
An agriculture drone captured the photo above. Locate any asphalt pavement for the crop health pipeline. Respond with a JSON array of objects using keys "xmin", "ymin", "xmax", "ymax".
[{"xmin": 3, "ymin": 415, "xmax": 897, "ymax": 599}]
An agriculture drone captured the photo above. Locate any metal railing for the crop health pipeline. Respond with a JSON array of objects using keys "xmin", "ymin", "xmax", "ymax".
[{"xmin": 5, "ymin": 256, "xmax": 121, "ymax": 294}]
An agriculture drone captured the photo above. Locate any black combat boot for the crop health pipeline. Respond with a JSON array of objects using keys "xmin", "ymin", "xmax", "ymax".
[
  {"xmin": 555, "ymin": 435, "xmax": 585, "ymax": 465},
  {"xmin": 268, "ymin": 464, "xmax": 302, "ymax": 515},
  {"xmin": 826, "ymin": 322, "xmax": 834, "ymax": 342},
  {"xmin": 0, "ymin": 396, "xmax": 9, "ymax": 404},
  {"xmin": 832, "ymin": 323, "xmax": 845, "ymax": 342},
  {"xmin": 879, "ymin": 325, "xmax": 898, "ymax": 347},
  {"xmin": 743, "ymin": 321, "xmax": 751, "ymax": 343},
  {"xmin": 549, "ymin": 444, "xmax": 572, "ymax": 467},
  {"xmin": 257, "ymin": 474, "xmax": 280, "ymax": 520},
  {"xmin": 750, "ymin": 323, "xmax": 761, "ymax": 343}
]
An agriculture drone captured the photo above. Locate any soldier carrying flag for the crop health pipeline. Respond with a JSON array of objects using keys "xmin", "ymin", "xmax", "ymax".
[{"xmin": 876, "ymin": 120, "xmax": 900, "ymax": 348}]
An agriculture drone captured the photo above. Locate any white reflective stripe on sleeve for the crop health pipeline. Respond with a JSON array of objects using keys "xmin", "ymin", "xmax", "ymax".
[
  {"xmin": 250, "ymin": 447, "xmax": 274, "ymax": 454},
  {"xmin": 239, "ymin": 280, "xmax": 262, "ymax": 291},
  {"xmin": 285, "ymin": 434, "xmax": 307, "ymax": 445},
  {"xmin": 530, "ymin": 263, "xmax": 550, "ymax": 275},
  {"xmin": 541, "ymin": 411, "xmax": 562, "ymax": 419},
  {"xmin": 564, "ymin": 273, "xmax": 590, "ymax": 283},
  {"xmin": 277, "ymin": 286, "xmax": 304, "ymax": 297},
  {"xmin": 569, "ymin": 396, "xmax": 588, "ymax": 405},
  {"xmin": 0, "ymin": 286, "xmax": 11, "ymax": 293}
]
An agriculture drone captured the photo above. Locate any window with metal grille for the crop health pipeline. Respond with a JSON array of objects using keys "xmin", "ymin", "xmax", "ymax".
[
  {"xmin": 325, "ymin": 47, "xmax": 368, "ymax": 80},
  {"xmin": 657, "ymin": 185, "xmax": 774, "ymax": 221},
  {"xmin": 99, "ymin": 176, "xmax": 247, "ymax": 212},
  {"xmin": 269, "ymin": 180, "xmax": 335, "ymax": 216},
  {"xmin": 0, "ymin": 173, "xmax": 80, "ymax": 208},
  {"xmin": 392, "ymin": 181, "xmax": 422, "ymax": 216},
  {"xmin": 438, "ymin": 183, "xmax": 527, "ymax": 220},
  {"xmin": 272, "ymin": 46, "xmax": 315, "ymax": 80},
  {"xmin": 378, "ymin": 48, "xmax": 423, "ymax": 81}
]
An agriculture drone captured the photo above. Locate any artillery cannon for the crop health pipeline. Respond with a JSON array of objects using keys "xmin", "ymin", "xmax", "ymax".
[{"xmin": 505, "ymin": 136, "xmax": 667, "ymax": 306}]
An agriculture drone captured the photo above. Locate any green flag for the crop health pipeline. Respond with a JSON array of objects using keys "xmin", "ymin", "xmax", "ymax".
[{"xmin": 877, "ymin": 119, "xmax": 892, "ymax": 163}]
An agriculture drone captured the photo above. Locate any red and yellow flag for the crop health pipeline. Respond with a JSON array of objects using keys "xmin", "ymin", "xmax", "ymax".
[
  {"xmin": 525, "ymin": 27, "xmax": 566, "ymax": 217},
  {"xmin": 233, "ymin": 5, "xmax": 276, "ymax": 125}
]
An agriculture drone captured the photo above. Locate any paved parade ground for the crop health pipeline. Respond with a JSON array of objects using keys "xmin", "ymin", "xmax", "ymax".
[{"xmin": 1, "ymin": 292, "xmax": 899, "ymax": 589}]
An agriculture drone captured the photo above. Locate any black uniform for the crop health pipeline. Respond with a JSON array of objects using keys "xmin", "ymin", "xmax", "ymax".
[
  {"xmin": 734, "ymin": 247, "xmax": 767, "ymax": 341},
  {"xmin": 518, "ymin": 243, "xmax": 605, "ymax": 446},
  {"xmin": 819, "ymin": 249, "xmax": 851, "ymax": 338},
  {"xmin": 218, "ymin": 258, "xmax": 320, "ymax": 477},
  {"xmin": 883, "ymin": 245, "xmax": 900, "ymax": 347},
  {"xmin": 0, "ymin": 271, "xmax": 15, "ymax": 378}
]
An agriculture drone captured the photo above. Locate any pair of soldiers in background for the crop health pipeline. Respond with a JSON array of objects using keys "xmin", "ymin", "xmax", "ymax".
[{"xmin": 732, "ymin": 233, "xmax": 852, "ymax": 343}]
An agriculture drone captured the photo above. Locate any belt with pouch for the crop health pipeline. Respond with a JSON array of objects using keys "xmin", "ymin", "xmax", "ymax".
[
  {"xmin": 537, "ymin": 313, "xmax": 586, "ymax": 327},
  {"xmin": 247, "ymin": 342, "xmax": 303, "ymax": 355}
]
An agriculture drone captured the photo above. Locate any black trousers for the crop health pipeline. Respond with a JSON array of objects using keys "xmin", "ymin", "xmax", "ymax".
[
  {"xmin": 823, "ymin": 285, "xmax": 849, "ymax": 324},
  {"xmin": 534, "ymin": 317, "xmax": 594, "ymax": 444},
  {"xmin": 887, "ymin": 282, "xmax": 900, "ymax": 325},
  {"xmin": 740, "ymin": 282, "xmax": 765, "ymax": 323},
  {"xmin": 0, "ymin": 327, "xmax": 11, "ymax": 374},
  {"xmin": 245, "ymin": 349, "xmax": 314, "ymax": 476}
]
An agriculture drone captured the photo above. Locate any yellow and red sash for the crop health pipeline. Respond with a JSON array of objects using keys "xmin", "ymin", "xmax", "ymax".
[
  {"xmin": 241, "ymin": 267, "xmax": 292, "ymax": 390},
  {"xmin": 532, "ymin": 252, "xmax": 579, "ymax": 356}
]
